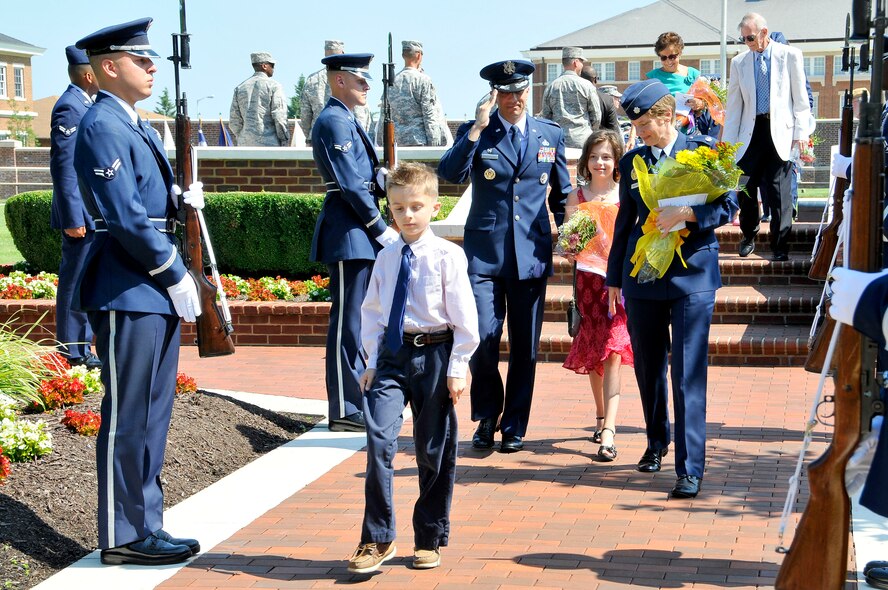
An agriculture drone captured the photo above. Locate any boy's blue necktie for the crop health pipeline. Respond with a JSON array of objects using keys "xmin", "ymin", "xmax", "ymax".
[{"xmin": 385, "ymin": 244, "xmax": 412, "ymax": 353}]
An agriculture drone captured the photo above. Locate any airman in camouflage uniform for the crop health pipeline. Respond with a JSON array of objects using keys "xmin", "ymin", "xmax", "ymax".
[
  {"xmin": 539, "ymin": 46, "xmax": 601, "ymax": 149},
  {"xmin": 300, "ymin": 40, "xmax": 370, "ymax": 144},
  {"xmin": 229, "ymin": 52, "xmax": 290, "ymax": 146},
  {"xmin": 388, "ymin": 40, "xmax": 449, "ymax": 146}
]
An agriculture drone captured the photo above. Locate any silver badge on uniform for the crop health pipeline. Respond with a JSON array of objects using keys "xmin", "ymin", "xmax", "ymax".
[
  {"xmin": 504, "ymin": 61, "xmax": 516, "ymax": 75},
  {"xmin": 93, "ymin": 158, "xmax": 121, "ymax": 180},
  {"xmin": 541, "ymin": 139, "xmax": 550, "ymax": 147},
  {"xmin": 333, "ymin": 141, "xmax": 352, "ymax": 152},
  {"xmin": 539, "ymin": 172, "xmax": 548, "ymax": 184}
]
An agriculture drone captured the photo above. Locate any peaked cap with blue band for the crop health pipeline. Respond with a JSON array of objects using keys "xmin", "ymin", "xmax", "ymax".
[
  {"xmin": 480, "ymin": 59, "xmax": 535, "ymax": 93},
  {"xmin": 75, "ymin": 17, "xmax": 160, "ymax": 58},
  {"xmin": 620, "ymin": 79, "xmax": 671, "ymax": 120},
  {"xmin": 65, "ymin": 45, "xmax": 90, "ymax": 66},
  {"xmin": 322, "ymin": 53, "xmax": 374, "ymax": 81}
]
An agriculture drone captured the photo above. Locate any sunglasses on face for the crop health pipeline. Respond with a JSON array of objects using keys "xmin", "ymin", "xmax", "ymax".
[
  {"xmin": 740, "ymin": 33, "xmax": 760, "ymax": 43},
  {"xmin": 659, "ymin": 53, "xmax": 679, "ymax": 61}
]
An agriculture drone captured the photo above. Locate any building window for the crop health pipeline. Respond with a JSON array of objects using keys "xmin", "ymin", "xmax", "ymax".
[
  {"xmin": 547, "ymin": 63, "xmax": 559, "ymax": 83},
  {"xmin": 0, "ymin": 64, "xmax": 6, "ymax": 98},
  {"xmin": 13, "ymin": 66, "xmax": 24, "ymax": 99},
  {"xmin": 804, "ymin": 56, "xmax": 825, "ymax": 78},
  {"xmin": 628, "ymin": 61, "xmax": 641, "ymax": 81},
  {"xmin": 699, "ymin": 59, "xmax": 722, "ymax": 77},
  {"xmin": 833, "ymin": 55, "xmax": 850, "ymax": 78},
  {"xmin": 591, "ymin": 62, "xmax": 615, "ymax": 82}
]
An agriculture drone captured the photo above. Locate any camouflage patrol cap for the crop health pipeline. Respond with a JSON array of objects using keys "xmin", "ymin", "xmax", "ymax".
[
  {"xmin": 251, "ymin": 52, "xmax": 275, "ymax": 65},
  {"xmin": 562, "ymin": 47, "xmax": 585, "ymax": 61},
  {"xmin": 325, "ymin": 40, "xmax": 345, "ymax": 53},
  {"xmin": 402, "ymin": 40, "xmax": 423, "ymax": 53},
  {"xmin": 599, "ymin": 85, "xmax": 622, "ymax": 98}
]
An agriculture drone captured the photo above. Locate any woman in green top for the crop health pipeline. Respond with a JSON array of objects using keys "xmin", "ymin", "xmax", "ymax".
[{"xmin": 646, "ymin": 31, "xmax": 701, "ymax": 94}]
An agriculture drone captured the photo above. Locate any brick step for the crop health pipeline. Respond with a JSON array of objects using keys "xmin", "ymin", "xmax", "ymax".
[
  {"xmin": 543, "ymin": 284, "xmax": 821, "ymax": 325},
  {"xmin": 515, "ymin": 320, "xmax": 810, "ymax": 366}
]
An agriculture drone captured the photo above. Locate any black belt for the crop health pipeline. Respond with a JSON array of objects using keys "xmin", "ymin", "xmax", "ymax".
[
  {"xmin": 93, "ymin": 218, "xmax": 177, "ymax": 233},
  {"xmin": 756, "ymin": 113, "xmax": 770, "ymax": 120},
  {"xmin": 402, "ymin": 330, "xmax": 453, "ymax": 347}
]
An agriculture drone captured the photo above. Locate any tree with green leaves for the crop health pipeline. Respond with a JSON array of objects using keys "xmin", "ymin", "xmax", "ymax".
[
  {"xmin": 154, "ymin": 88, "xmax": 176, "ymax": 118},
  {"xmin": 7, "ymin": 99, "xmax": 38, "ymax": 147},
  {"xmin": 288, "ymin": 75, "xmax": 306, "ymax": 119}
]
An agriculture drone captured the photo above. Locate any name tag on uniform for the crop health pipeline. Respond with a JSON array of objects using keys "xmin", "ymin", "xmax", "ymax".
[
  {"xmin": 631, "ymin": 182, "xmax": 639, "ymax": 189},
  {"xmin": 537, "ymin": 146, "xmax": 556, "ymax": 163},
  {"xmin": 481, "ymin": 152, "xmax": 499, "ymax": 160}
]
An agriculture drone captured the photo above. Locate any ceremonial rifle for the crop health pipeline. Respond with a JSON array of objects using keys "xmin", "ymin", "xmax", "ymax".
[
  {"xmin": 380, "ymin": 33, "xmax": 397, "ymax": 227},
  {"xmin": 775, "ymin": 0, "xmax": 883, "ymax": 586},
  {"xmin": 171, "ymin": 0, "xmax": 235, "ymax": 357},
  {"xmin": 809, "ymin": 15, "xmax": 855, "ymax": 281}
]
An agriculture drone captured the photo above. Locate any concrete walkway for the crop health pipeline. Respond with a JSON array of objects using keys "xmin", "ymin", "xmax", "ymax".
[{"xmin": 38, "ymin": 347, "xmax": 885, "ymax": 589}]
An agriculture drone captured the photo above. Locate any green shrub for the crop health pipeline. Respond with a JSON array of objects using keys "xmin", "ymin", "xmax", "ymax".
[{"xmin": 4, "ymin": 191, "xmax": 58, "ymax": 272}]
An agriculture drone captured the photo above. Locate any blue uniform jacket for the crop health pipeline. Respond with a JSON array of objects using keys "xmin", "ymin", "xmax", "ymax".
[
  {"xmin": 72, "ymin": 93, "xmax": 186, "ymax": 315},
  {"xmin": 310, "ymin": 98, "xmax": 388, "ymax": 264},
  {"xmin": 50, "ymin": 84, "xmax": 94, "ymax": 231},
  {"xmin": 606, "ymin": 133, "xmax": 739, "ymax": 300},
  {"xmin": 437, "ymin": 111, "xmax": 571, "ymax": 279}
]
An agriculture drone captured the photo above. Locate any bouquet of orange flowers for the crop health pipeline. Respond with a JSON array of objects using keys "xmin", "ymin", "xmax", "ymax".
[{"xmin": 631, "ymin": 141, "xmax": 743, "ymax": 283}]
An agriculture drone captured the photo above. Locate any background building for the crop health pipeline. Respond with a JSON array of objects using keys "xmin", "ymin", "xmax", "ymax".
[
  {"xmin": 0, "ymin": 33, "xmax": 44, "ymax": 142},
  {"xmin": 524, "ymin": 0, "xmax": 854, "ymax": 119}
]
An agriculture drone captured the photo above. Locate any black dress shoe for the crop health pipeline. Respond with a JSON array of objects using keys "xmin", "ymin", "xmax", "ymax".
[
  {"xmin": 154, "ymin": 528, "xmax": 200, "ymax": 555},
  {"xmin": 671, "ymin": 475, "xmax": 702, "ymax": 498},
  {"xmin": 866, "ymin": 561, "xmax": 888, "ymax": 575},
  {"xmin": 637, "ymin": 447, "xmax": 667, "ymax": 472},
  {"xmin": 329, "ymin": 412, "xmax": 366, "ymax": 432},
  {"xmin": 69, "ymin": 353, "xmax": 102, "ymax": 370},
  {"xmin": 100, "ymin": 534, "xmax": 193, "ymax": 566},
  {"xmin": 867, "ymin": 567, "xmax": 888, "ymax": 590},
  {"xmin": 772, "ymin": 251, "xmax": 789, "ymax": 262},
  {"xmin": 500, "ymin": 435, "xmax": 524, "ymax": 453},
  {"xmin": 739, "ymin": 237, "xmax": 755, "ymax": 257},
  {"xmin": 472, "ymin": 418, "xmax": 496, "ymax": 449}
]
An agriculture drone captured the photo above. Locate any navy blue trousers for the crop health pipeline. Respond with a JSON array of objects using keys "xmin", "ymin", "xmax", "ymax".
[
  {"xmin": 624, "ymin": 291, "xmax": 715, "ymax": 478},
  {"xmin": 326, "ymin": 260, "xmax": 373, "ymax": 420},
  {"xmin": 89, "ymin": 310, "xmax": 180, "ymax": 548},
  {"xmin": 56, "ymin": 231, "xmax": 94, "ymax": 359},
  {"xmin": 361, "ymin": 341, "xmax": 457, "ymax": 550},
  {"xmin": 468, "ymin": 274, "xmax": 547, "ymax": 437}
]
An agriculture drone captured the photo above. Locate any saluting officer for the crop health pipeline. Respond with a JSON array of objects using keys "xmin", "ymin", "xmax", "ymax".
[
  {"xmin": 50, "ymin": 45, "xmax": 100, "ymax": 369},
  {"xmin": 310, "ymin": 53, "xmax": 398, "ymax": 432},
  {"xmin": 73, "ymin": 17, "xmax": 203, "ymax": 566},
  {"xmin": 438, "ymin": 60, "xmax": 572, "ymax": 453}
]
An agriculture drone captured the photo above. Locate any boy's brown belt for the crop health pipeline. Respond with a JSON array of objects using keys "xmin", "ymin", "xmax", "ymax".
[{"xmin": 402, "ymin": 330, "xmax": 453, "ymax": 347}]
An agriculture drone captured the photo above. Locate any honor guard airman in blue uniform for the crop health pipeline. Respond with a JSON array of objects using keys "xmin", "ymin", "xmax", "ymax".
[
  {"xmin": 310, "ymin": 53, "xmax": 399, "ymax": 432},
  {"xmin": 606, "ymin": 80, "xmax": 738, "ymax": 499},
  {"xmin": 73, "ymin": 17, "xmax": 203, "ymax": 566},
  {"xmin": 438, "ymin": 60, "xmax": 572, "ymax": 453},
  {"xmin": 50, "ymin": 45, "xmax": 101, "ymax": 369}
]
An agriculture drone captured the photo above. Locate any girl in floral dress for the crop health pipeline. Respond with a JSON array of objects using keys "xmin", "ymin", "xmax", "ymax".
[{"xmin": 562, "ymin": 130, "xmax": 634, "ymax": 461}]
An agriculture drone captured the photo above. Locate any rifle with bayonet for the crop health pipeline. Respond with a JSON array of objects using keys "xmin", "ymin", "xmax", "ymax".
[
  {"xmin": 775, "ymin": 0, "xmax": 883, "ymax": 586},
  {"xmin": 380, "ymin": 33, "xmax": 397, "ymax": 227},
  {"xmin": 171, "ymin": 0, "xmax": 235, "ymax": 357}
]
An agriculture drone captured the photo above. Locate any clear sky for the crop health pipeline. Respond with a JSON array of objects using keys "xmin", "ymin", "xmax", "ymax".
[{"xmin": 5, "ymin": 0, "xmax": 655, "ymax": 121}]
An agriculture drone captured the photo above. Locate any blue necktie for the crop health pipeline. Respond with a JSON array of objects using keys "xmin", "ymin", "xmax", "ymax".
[
  {"xmin": 510, "ymin": 125, "xmax": 522, "ymax": 166},
  {"xmin": 756, "ymin": 53, "xmax": 770, "ymax": 114},
  {"xmin": 385, "ymin": 244, "xmax": 412, "ymax": 353}
]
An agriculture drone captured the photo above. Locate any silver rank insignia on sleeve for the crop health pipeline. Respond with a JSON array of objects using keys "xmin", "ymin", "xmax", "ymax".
[
  {"xmin": 93, "ymin": 158, "xmax": 121, "ymax": 179},
  {"xmin": 58, "ymin": 125, "xmax": 77, "ymax": 137},
  {"xmin": 333, "ymin": 141, "xmax": 352, "ymax": 152}
]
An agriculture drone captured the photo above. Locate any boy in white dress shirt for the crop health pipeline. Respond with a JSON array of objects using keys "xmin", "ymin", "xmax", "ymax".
[{"xmin": 348, "ymin": 162, "xmax": 480, "ymax": 574}]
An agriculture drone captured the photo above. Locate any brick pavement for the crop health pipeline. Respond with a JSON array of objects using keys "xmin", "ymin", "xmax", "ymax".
[{"xmin": 166, "ymin": 346, "xmax": 838, "ymax": 589}]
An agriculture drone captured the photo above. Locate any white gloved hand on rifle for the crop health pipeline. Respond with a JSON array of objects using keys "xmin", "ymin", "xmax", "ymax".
[
  {"xmin": 166, "ymin": 274, "xmax": 202, "ymax": 322},
  {"xmin": 831, "ymin": 153, "xmax": 852, "ymax": 180},
  {"xmin": 182, "ymin": 181, "xmax": 205, "ymax": 210},
  {"xmin": 376, "ymin": 226, "xmax": 399, "ymax": 247},
  {"xmin": 375, "ymin": 167, "xmax": 389, "ymax": 191}
]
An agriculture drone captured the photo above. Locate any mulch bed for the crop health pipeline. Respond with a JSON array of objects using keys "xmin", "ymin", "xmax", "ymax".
[{"xmin": 0, "ymin": 390, "xmax": 321, "ymax": 588}]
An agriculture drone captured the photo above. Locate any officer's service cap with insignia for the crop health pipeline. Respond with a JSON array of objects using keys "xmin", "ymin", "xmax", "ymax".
[
  {"xmin": 402, "ymin": 40, "xmax": 423, "ymax": 53},
  {"xmin": 65, "ymin": 45, "xmax": 90, "ymax": 66},
  {"xmin": 325, "ymin": 39, "xmax": 345, "ymax": 53},
  {"xmin": 251, "ymin": 52, "xmax": 275, "ymax": 65},
  {"xmin": 620, "ymin": 79, "xmax": 670, "ymax": 120},
  {"xmin": 322, "ymin": 53, "xmax": 374, "ymax": 81},
  {"xmin": 480, "ymin": 59, "xmax": 534, "ymax": 93},
  {"xmin": 75, "ymin": 17, "xmax": 159, "ymax": 58},
  {"xmin": 562, "ymin": 47, "xmax": 585, "ymax": 61}
]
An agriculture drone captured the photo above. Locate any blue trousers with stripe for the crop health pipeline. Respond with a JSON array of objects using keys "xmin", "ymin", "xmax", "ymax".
[
  {"xmin": 89, "ymin": 309, "xmax": 180, "ymax": 548},
  {"xmin": 56, "ymin": 231, "xmax": 94, "ymax": 359}
]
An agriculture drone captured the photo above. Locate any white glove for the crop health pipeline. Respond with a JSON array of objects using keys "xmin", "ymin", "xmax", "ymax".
[
  {"xmin": 375, "ymin": 167, "xmax": 389, "ymax": 190},
  {"xmin": 831, "ymin": 153, "xmax": 852, "ymax": 179},
  {"xmin": 166, "ymin": 274, "xmax": 202, "ymax": 322},
  {"xmin": 845, "ymin": 415, "xmax": 882, "ymax": 494},
  {"xmin": 829, "ymin": 267, "xmax": 888, "ymax": 326},
  {"xmin": 375, "ymin": 226, "xmax": 399, "ymax": 247},
  {"xmin": 170, "ymin": 184, "xmax": 182, "ymax": 208},
  {"xmin": 183, "ymin": 181, "xmax": 205, "ymax": 210}
]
